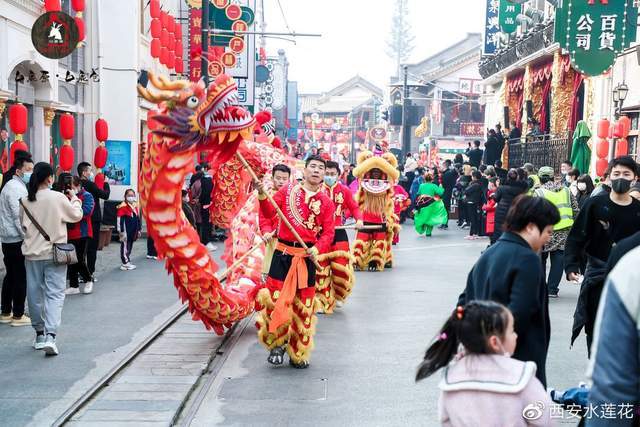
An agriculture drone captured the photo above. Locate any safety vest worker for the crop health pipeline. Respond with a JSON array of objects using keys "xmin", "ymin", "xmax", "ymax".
[{"xmin": 534, "ymin": 166, "xmax": 574, "ymax": 230}]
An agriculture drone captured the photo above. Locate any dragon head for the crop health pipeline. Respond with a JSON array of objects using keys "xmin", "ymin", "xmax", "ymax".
[{"xmin": 138, "ymin": 72, "xmax": 255, "ymax": 161}]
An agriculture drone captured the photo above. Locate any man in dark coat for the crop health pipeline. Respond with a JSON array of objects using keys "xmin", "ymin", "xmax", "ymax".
[
  {"xmin": 78, "ymin": 162, "xmax": 111, "ymax": 279},
  {"xmin": 508, "ymin": 120, "xmax": 522, "ymax": 142},
  {"xmin": 494, "ymin": 159, "xmax": 508, "ymax": 184},
  {"xmin": 465, "ymin": 140, "xmax": 483, "ymax": 168},
  {"xmin": 483, "ymin": 129, "xmax": 504, "ymax": 167},
  {"xmin": 458, "ymin": 195, "xmax": 560, "ymax": 387},
  {"xmin": 440, "ymin": 160, "xmax": 458, "ymax": 230}
]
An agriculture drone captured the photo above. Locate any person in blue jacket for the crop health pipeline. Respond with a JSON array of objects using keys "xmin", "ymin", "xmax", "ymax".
[{"xmin": 116, "ymin": 189, "xmax": 142, "ymax": 271}]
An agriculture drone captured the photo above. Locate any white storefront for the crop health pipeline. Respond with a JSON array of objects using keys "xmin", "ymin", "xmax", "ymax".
[{"xmin": 0, "ymin": 0, "xmax": 184, "ymax": 199}]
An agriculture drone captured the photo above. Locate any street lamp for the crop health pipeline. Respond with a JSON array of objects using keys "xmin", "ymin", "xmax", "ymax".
[
  {"xmin": 618, "ymin": 82, "xmax": 629, "ymax": 104},
  {"xmin": 613, "ymin": 82, "xmax": 629, "ymax": 118}
]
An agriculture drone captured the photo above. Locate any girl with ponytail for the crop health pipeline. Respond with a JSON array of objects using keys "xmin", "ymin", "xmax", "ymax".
[{"xmin": 416, "ymin": 301, "xmax": 552, "ymax": 426}]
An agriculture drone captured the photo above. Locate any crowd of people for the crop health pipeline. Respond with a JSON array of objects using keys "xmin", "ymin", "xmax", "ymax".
[{"xmin": 404, "ymin": 134, "xmax": 640, "ymax": 424}]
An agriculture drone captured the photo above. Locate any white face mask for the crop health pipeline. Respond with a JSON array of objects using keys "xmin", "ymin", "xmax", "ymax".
[
  {"xmin": 126, "ymin": 196, "xmax": 136, "ymax": 203},
  {"xmin": 577, "ymin": 182, "xmax": 587, "ymax": 192}
]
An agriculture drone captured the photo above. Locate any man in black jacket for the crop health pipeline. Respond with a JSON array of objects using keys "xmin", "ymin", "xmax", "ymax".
[
  {"xmin": 440, "ymin": 160, "xmax": 458, "ymax": 230},
  {"xmin": 465, "ymin": 140, "xmax": 483, "ymax": 168},
  {"xmin": 458, "ymin": 195, "xmax": 560, "ymax": 387},
  {"xmin": 78, "ymin": 162, "xmax": 111, "ymax": 279},
  {"xmin": 0, "ymin": 150, "xmax": 31, "ymax": 193},
  {"xmin": 483, "ymin": 129, "xmax": 504, "ymax": 167},
  {"xmin": 493, "ymin": 159, "xmax": 508, "ymax": 183}
]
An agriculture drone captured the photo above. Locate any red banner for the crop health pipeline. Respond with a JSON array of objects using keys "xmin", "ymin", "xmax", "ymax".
[
  {"xmin": 460, "ymin": 123, "xmax": 484, "ymax": 137},
  {"xmin": 189, "ymin": 8, "xmax": 202, "ymax": 82}
]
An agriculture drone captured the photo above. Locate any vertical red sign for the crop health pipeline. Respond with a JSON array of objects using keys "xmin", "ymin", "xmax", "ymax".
[{"xmin": 189, "ymin": 7, "xmax": 203, "ymax": 82}]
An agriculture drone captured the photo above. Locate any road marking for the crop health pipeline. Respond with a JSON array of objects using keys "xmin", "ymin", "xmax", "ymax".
[{"xmin": 393, "ymin": 242, "xmax": 485, "ymax": 252}]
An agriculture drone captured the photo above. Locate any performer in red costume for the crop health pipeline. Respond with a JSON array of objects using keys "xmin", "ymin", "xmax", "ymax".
[
  {"xmin": 392, "ymin": 184, "xmax": 411, "ymax": 245},
  {"xmin": 315, "ymin": 161, "xmax": 363, "ymax": 314},
  {"xmin": 255, "ymin": 155, "xmax": 335, "ymax": 368}
]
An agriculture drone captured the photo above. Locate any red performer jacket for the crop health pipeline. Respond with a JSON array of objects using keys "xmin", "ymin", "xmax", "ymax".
[
  {"xmin": 322, "ymin": 182, "xmax": 361, "ymax": 226},
  {"xmin": 393, "ymin": 184, "xmax": 411, "ymax": 215},
  {"xmin": 259, "ymin": 183, "xmax": 336, "ymax": 253},
  {"xmin": 258, "ymin": 189, "xmax": 279, "ymax": 235}
]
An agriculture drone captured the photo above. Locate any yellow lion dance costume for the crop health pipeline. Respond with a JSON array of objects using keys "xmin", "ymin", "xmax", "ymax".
[{"xmin": 352, "ymin": 151, "xmax": 400, "ymax": 271}]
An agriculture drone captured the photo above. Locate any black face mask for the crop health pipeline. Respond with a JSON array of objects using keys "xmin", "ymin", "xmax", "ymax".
[{"xmin": 611, "ymin": 178, "xmax": 632, "ymax": 194}]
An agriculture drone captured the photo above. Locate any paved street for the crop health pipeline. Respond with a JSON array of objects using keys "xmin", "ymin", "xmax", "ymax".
[{"xmin": 0, "ymin": 227, "xmax": 589, "ymax": 426}]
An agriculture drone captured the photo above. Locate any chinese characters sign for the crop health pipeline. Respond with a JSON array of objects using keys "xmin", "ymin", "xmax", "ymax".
[
  {"xmin": 556, "ymin": 0, "xmax": 638, "ymax": 76},
  {"xmin": 484, "ymin": 0, "xmax": 500, "ymax": 55},
  {"xmin": 499, "ymin": 0, "xmax": 521, "ymax": 34},
  {"xmin": 189, "ymin": 8, "xmax": 203, "ymax": 82}
]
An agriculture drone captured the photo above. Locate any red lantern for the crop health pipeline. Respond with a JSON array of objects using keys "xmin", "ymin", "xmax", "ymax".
[
  {"xmin": 174, "ymin": 40, "xmax": 183, "ymax": 55},
  {"xmin": 175, "ymin": 59, "xmax": 184, "ymax": 74},
  {"xmin": 596, "ymin": 138, "xmax": 609, "ymax": 159},
  {"xmin": 167, "ymin": 51, "xmax": 176, "ymax": 69},
  {"xmin": 596, "ymin": 158, "xmax": 609, "ymax": 177},
  {"xmin": 151, "ymin": 18, "xmax": 161, "ymax": 38},
  {"xmin": 9, "ymin": 103, "xmax": 28, "ymax": 136},
  {"xmin": 71, "ymin": 0, "xmax": 85, "ymax": 12},
  {"xmin": 161, "ymin": 29, "xmax": 169, "ymax": 48},
  {"xmin": 10, "ymin": 141, "xmax": 29, "ymax": 165},
  {"xmin": 94, "ymin": 173, "xmax": 106, "ymax": 190},
  {"xmin": 616, "ymin": 138, "xmax": 629, "ymax": 157},
  {"xmin": 150, "ymin": 0, "xmax": 160, "ymax": 18},
  {"xmin": 167, "ymin": 16, "xmax": 175, "ymax": 34},
  {"xmin": 59, "ymin": 144, "xmax": 74, "ymax": 172},
  {"xmin": 95, "ymin": 119, "xmax": 108, "ymax": 142},
  {"xmin": 596, "ymin": 119, "xmax": 610, "ymax": 139},
  {"xmin": 618, "ymin": 116, "xmax": 631, "ymax": 138},
  {"xmin": 150, "ymin": 39, "xmax": 161, "ymax": 58},
  {"xmin": 60, "ymin": 113, "xmax": 75, "ymax": 141},
  {"xmin": 161, "ymin": 11, "xmax": 169, "ymax": 28},
  {"xmin": 44, "ymin": 0, "xmax": 61, "ymax": 12},
  {"xmin": 75, "ymin": 17, "xmax": 85, "ymax": 41},
  {"xmin": 94, "ymin": 145, "xmax": 108, "ymax": 168},
  {"xmin": 175, "ymin": 24, "xmax": 182, "ymax": 39},
  {"xmin": 160, "ymin": 48, "xmax": 168, "ymax": 66}
]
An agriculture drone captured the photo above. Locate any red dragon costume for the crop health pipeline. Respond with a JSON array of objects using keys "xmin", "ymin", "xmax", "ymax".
[
  {"xmin": 352, "ymin": 151, "xmax": 400, "ymax": 271},
  {"xmin": 315, "ymin": 180, "xmax": 361, "ymax": 314}
]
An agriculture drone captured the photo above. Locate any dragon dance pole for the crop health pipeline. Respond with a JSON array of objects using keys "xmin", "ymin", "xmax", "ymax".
[
  {"xmin": 235, "ymin": 151, "xmax": 322, "ymax": 271},
  {"xmin": 216, "ymin": 239, "xmax": 265, "ymax": 281},
  {"xmin": 335, "ymin": 225, "xmax": 383, "ymax": 230}
]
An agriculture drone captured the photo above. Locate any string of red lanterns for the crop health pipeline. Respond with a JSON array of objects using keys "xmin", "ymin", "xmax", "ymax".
[
  {"xmin": 59, "ymin": 113, "xmax": 75, "ymax": 172},
  {"xmin": 595, "ymin": 116, "xmax": 632, "ymax": 177},
  {"xmin": 44, "ymin": 0, "xmax": 61, "ymax": 12},
  {"xmin": 149, "ymin": 0, "xmax": 184, "ymax": 74},
  {"xmin": 71, "ymin": 0, "xmax": 85, "ymax": 45},
  {"xmin": 94, "ymin": 118, "xmax": 109, "ymax": 190},
  {"xmin": 8, "ymin": 104, "xmax": 29, "ymax": 165}
]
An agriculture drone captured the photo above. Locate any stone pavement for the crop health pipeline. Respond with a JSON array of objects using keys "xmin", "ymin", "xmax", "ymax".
[{"xmin": 187, "ymin": 226, "xmax": 588, "ymax": 426}]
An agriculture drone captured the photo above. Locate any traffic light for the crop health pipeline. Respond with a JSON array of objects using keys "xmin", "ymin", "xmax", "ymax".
[{"xmin": 381, "ymin": 109, "xmax": 389, "ymax": 122}]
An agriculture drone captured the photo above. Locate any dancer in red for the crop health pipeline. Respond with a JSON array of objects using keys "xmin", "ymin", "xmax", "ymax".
[
  {"xmin": 315, "ymin": 161, "xmax": 363, "ymax": 314},
  {"xmin": 392, "ymin": 184, "xmax": 411, "ymax": 245},
  {"xmin": 255, "ymin": 156, "xmax": 335, "ymax": 368}
]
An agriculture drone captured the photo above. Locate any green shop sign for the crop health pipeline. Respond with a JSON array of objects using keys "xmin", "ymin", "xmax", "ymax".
[
  {"xmin": 555, "ymin": 0, "xmax": 638, "ymax": 76},
  {"xmin": 499, "ymin": 0, "xmax": 521, "ymax": 34}
]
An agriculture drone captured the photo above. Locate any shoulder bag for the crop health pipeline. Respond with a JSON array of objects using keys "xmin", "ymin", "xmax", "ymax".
[{"xmin": 20, "ymin": 199, "xmax": 78, "ymax": 265}]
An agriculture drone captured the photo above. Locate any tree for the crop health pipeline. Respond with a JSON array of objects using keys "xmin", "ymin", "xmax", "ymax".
[{"xmin": 386, "ymin": 0, "xmax": 415, "ymax": 78}]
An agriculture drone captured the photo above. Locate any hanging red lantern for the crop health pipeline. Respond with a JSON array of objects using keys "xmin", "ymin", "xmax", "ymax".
[
  {"xmin": 9, "ymin": 103, "xmax": 28, "ymax": 137},
  {"xmin": 596, "ymin": 118, "xmax": 610, "ymax": 139},
  {"xmin": 150, "ymin": 38, "xmax": 161, "ymax": 58},
  {"xmin": 618, "ymin": 116, "xmax": 631, "ymax": 138},
  {"xmin": 167, "ymin": 51, "xmax": 176, "ymax": 69},
  {"xmin": 596, "ymin": 158, "xmax": 609, "ymax": 177},
  {"xmin": 151, "ymin": 18, "xmax": 162, "ymax": 38},
  {"xmin": 60, "ymin": 113, "xmax": 75, "ymax": 141},
  {"xmin": 94, "ymin": 172, "xmax": 106, "ymax": 190},
  {"xmin": 95, "ymin": 118, "xmax": 108, "ymax": 142},
  {"xmin": 75, "ymin": 17, "xmax": 85, "ymax": 41},
  {"xmin": 44, "ymin": 0, "xmax": 61, "ymax": 12},
  {"xmin": 161, "ymin": 11, "xmax": 169, "ymax": 28},
  {"xmin": 175, "ymin": 59, "xmax": 184, "ymax": 74},
  {"xmin": 59, "ymin": 144, "xmax": 74, "ymax": 172},
  {"xmin": 596, "ymin": 138, "xmax": 609, "ymax": 159},
  {"xmin": 161, "ymin": 29, "xmax": 169, "ymax": 48},
  {"xmin": 71, "ymin": 0, "xmax": 85, "ymax": 12},
  {"xmin": 94, "ymin": 145, "xmax": 108, "ymax": 168},
  {"xmin": 9, "ymin": 141, "xmax": 29, "ymax": 165},
  {"xmin": 615, "ymin": 138, "xmax": 629, "ymax": 157},
  {"xmin": 174, "ymin": 40, "xmax": 183, "ymax": 55},
  {"xmin": 167, "ymin": 16, "xmax": 175, "ymax": 34},
  {"xmin": 175, "ymin": 24, "xmax": 182, "ymax": 39},
  {"xmin": 150, "ymin": 0, "xmax": 160, "ymax": 18},
  {"xmin": 160, "ymin": 48, "xmax": 168, "ymax": 66}
]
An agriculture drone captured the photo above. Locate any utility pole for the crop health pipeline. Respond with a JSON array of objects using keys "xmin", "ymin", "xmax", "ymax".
[
  {"xmin": 201, "ymin": 0, "xmax": 210, "ymax": 85},
  {"xmin": 401, "ymin": 65, "xmax": 411, "ymax": 159}
]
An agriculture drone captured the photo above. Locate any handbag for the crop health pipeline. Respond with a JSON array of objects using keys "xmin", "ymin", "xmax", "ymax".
[{"xmin": 20, "ymin": 199, "xmax": 78, "ymax": 265}]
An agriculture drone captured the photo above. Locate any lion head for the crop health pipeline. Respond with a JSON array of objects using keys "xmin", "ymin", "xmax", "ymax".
[{"xmin": 353, "ymin": 150, "xmax": 400, "ymax": 195}]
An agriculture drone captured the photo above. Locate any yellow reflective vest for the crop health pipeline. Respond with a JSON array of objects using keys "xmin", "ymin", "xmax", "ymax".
[{"xmin": 535, "ymin": 187, "xmax": 574, "ymax": 230}]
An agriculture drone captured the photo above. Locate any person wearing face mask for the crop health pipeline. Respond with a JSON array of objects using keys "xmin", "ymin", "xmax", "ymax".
[
  {"xmin": 560, "ymin": 160, "xmax": 573, "ymax": 187},
  {"xmin": 565, "ymin": 156, "xmax": 640, "ymax": 355},
  {"xmin": 65, "ymin": 176, "xmax": 95, "ymax": 295},
  {"xmin": 116, "ymin": 189, "xmax": 142, "ymax": 271},
  {"xmin": 0, "ymin": 150, "xmax": 31, "ymax": 193},
  {"xmin": 458, "ymin": 195, "xmax": 560, "ymax": 387},
  {"xmin": 20, "ymin": 162, "xmax": 83, "ymax": 355},
  {"xmin": 575, "ymin": 174, "xmax": 594, "ymax": 208},
  {"xmin": 0, "ymin": 156, "xmax": 34, "ymax": 326},
  {"xmin": 314, "ymin": 161, "xmax": 362, "ymax": 314},
  {"xmin": 78, "ymin": 162, "xmax": 111, "ymax": 281}
]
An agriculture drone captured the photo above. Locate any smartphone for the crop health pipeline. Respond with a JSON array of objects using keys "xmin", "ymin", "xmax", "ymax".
[{"xmin": 63, "ymin": 174, "xmax": 73, "ymax": 191}]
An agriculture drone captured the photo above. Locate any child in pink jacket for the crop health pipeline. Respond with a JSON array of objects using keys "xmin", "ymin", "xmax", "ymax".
[{"xmin": 416, "ymin": 301, "xmax": 553, "ymax": 426}]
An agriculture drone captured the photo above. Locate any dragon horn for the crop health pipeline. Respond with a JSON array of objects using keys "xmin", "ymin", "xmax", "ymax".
[
  {"xmin": 137, "ymin": 85, "xmax": 179, "ymax": 103},
  {"xmin": 147, "ymin": 71, "xmax": 189, "ymax": 91}
]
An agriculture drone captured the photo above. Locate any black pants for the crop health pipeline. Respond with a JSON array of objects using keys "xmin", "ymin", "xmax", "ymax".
[
  {"xmin": 468, "ymin": 203, "xmax": 482, "ymax": 236},
  {"xmin": 200, "ymin": 209, "xmax": 211, "ymax": 245},
  {"xmin": 442, "ymin": 191, "xmax": 452, "ymax": 224},
  {"xmin": 1, "ymin": 242, "xmax": 27, "ymax": 317},
  {"xmin": 87, "ymin": 220, "xmax": 100, "ymax": 274},
  {"xmin": 69, "ymin": 238, "xmax": 93, "ymax": 287},
  {"xmin": 147, "ymin": 237, "xmax": 158, "ymax": 257},
  {"xmin": 541, "ymin": 250, "xmax": 564, "ymax": 295},
  {"xmin": 457, "ymin": 200, "xmax": 467, "ymax": 225}
]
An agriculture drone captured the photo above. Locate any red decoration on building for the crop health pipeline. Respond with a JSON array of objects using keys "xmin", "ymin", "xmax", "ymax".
[
  {"xmin": 175, "ymin": 60, "xmax": 184, "ymax": 74},
  {"xmin": 596, "ymin": 118, "xmax": 610, "ymax": 138},
  {"xmin": 596, "ymin": 138, "xmax": 609, "ymax": 159},
  {"xmin": 150, "ymin": 39, "xmax": 161, "ymax": 58},
  {"xmin": 167, "ymin": 51, "xmax": 176, "ymax": 69},
  {"xmin": 44, "ymin": 0, "xmax": 61, "ymax": 12},
  {"xmin": 94, "ymin": 172, "xmax": 106, "ymax": 190},
  {"xmin": 596, "ymin": 158, "xmax": 609, "ymax": 177},
  {"xmin": 9, "ymin": 103, "xmax": 27, "ymax": 136},
  {"xmin": 151, "ymin": 18, "xmax": 161, "ymax": 38},
  {"xmin": 616, "ymin": 138, "xmax": 629, "ymax": 156},
  {"xmin": 617, "ymin": 116, "xmax": 631, "ymax": 138},
  {"xmin": 188, "ymin": 7, "xmax": 203, "ymax": 82},
  {"xmin": 160, "ymin": 48, "xmax": 168, "ymax": 66},
  {"xmin": 150, "ymin": 0, "xmax": 160, "ymax": 19},
  {"xmin": 71, "ymin": 0, "xmax": 85, "ymax": 12},
  {"xmin": 60, "ymin": 113, "xmax": 75, "ymax": 141},
  {"xmin": 75, "ymin": 17, "xmax": 85, "ymax": 41},
  {"xmin": 161, "ymin": 10, "xmax": 169, "ymax": 28},
  {"xmin": 59, "ymin": 144, "xmax": 74, "ymax": 172},
  {"xmin": 94, "ymin": 145, "xmax": 108, "ymax": 168},
  {"xmin": 95, "ymin": 118, "xmax": 108, "ymax": 142},
  {"xmin": 161, "ymin": 29, "xmax": 169, "ymax": 48}
]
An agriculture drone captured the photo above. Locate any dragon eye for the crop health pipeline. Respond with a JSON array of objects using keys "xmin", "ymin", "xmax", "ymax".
[{"xmin": 187, "ymin": 96, "xmax": 199, "ymax": 108}]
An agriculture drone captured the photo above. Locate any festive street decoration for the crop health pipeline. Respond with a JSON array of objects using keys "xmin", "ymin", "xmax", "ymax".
[
  {"xmin": 59, "ymin": 113, "xmax": 75, "ymax": 172},
  {"xmin": 44, "ymin": 0, "xmax": 61, "ymax": 12},
  {"xmin": 595, "ymin": 118, "xmax": 610, "ymax": 176},
  {"xmin": 8, "ymin": 104, "xmax": 29, "ymax": 164}
]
